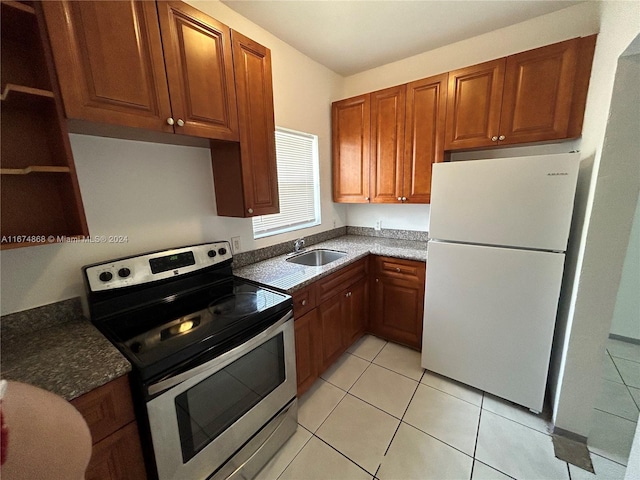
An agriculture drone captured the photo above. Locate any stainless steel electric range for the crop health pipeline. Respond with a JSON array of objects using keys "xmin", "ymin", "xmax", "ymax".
[{"xmin": 83, "ymin": 242, "xmax": 297, "ymax": 480}]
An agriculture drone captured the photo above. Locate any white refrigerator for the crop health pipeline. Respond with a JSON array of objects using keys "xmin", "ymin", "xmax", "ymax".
[{"xmin": 421, "ymin": 153, "xmax": 580, "ymax": 413}]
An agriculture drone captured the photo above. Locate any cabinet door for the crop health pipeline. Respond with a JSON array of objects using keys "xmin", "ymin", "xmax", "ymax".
[
  {"xmin": 85, "ymin": 422, "xmax": 147, "ymax": 480},
  {"xmin": 295, "ymin": 309, "xmax": 319, "ymax": 396},
  {"xmin": 499, "ymin": 38, "xmax": 579, "ymax": 145},
  {"xmin": 343, "ymin": 277, "xmax": 369, "ymax": 348},
  {"xmin": 157, "ymin": 1, "xmax": 238, "ymax": 141},
  {"xmin": 370, "ymin": 85, "xmax": 405, "ymax": 203},
  {"xmin": 231, "ymin": 30, "xmax": 279, "ymax": 216},
  {"xmin": 318, "ymin": 294, "xmax": 345, "ymax": 372},
  {"xmin": 404, "ymin": 74, "xmax": 447, "ymax": 203},
  {"xmin": 371, "ymin": 257, "xmax": 425, "ymax": 349},
  {"xmin": 444, "ymin": 58, "xmax": 505, "ymax": 150},
  {"xmin": 332, "ymin": 95, "xmax": 370, "ymax": 203},
  {"xmin": 42, "ymin": 1, "xmax": 173, "ymax": 132}
]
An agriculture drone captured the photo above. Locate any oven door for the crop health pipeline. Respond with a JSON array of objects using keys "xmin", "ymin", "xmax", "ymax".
[{"xmin": 146, "ymin": 310, "xmax": 296, "ymax": 480}]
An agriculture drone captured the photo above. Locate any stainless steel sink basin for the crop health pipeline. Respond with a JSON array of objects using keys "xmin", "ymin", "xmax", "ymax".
[{"xmin": 286, "ymin": 249, "xmax": 347, "ymax": 266}]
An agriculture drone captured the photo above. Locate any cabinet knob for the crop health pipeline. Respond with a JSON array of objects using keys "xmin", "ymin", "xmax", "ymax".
[
  {"xmin": 176, "ymin": 119, "xmax": 185, "ymax": 127},
  {"xmin": 248, "ymin": 208, "xmax": 254, "ymax": 214},
  {"xmin": 491, "ymin": 136, "xmax": 498, "ymax": 142},
  {"xmin": 397, "ymin": 197, "xmax": 402, "ymax": 201},
  {"xmin": 498, "ymin": 135, "xmax": 505, "ymax": 141},
  {"xmin": 396, "ymin": 267, "xmax": 401, "ymax": 272},
  {"xmin": 375, "ymin": 278, "xmax": 379, "ymax": 283},
  {"xmin": 365, "ymin": 196, "xmax": 370, "ymax": 201},
  {"xmin": 301, "ymin": 299, "xmax": 307, "ymax": 306},
  {"xmin": 402, "ymin": 197, "xmax": 407, "ymax": 202},
  {"xmin": 167, "ymin": 117, "xmax": 175, "ymax": 126}
]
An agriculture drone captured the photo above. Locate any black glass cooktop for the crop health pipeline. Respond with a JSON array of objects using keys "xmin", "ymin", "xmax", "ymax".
[{"xmin": 96, "ymin": 278, "xmax": 291, "ymax": 380}]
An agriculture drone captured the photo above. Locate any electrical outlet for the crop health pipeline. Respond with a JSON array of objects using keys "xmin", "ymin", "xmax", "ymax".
[
  {"xmin": 231, "ymin": 236, "xmax": 241, "ymax": 253},
  {"xmin": 374, "ymin": 220, "xmax": 382, "ymax": 231}
]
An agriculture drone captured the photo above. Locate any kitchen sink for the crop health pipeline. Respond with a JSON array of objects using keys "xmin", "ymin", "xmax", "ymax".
[{"xmin": 286, "ymin": 249, "xmax": 347, "ymax": 266}]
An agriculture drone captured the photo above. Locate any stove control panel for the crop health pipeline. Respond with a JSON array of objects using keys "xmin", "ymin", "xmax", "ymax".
[{"xmin": 85, "ymin": 241, "xmax": 232, "ymax": 292}]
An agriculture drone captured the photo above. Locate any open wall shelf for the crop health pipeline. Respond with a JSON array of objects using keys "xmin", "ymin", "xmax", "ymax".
[{"xmin": 0, "ymin": 0, "xmax": 88, "ymax": 249}]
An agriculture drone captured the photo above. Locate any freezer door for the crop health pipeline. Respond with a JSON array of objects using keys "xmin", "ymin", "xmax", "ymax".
[
  {"xmin": 421, "ymin": 241, "xmax": 566, "ymax": 412},
  {"xmin": 429, "ymin": 153, "xmax": 579, "ymax": 251}
]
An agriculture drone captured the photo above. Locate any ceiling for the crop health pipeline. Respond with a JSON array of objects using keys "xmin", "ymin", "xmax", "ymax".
[{"xmin": 221, "ymin": 0, "xmax": 584, "ymax": 76}]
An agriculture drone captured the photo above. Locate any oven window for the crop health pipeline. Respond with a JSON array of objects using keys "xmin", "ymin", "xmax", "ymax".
[{"xmin": 175, "ymin": 333, "xmax": 286, "ymax": 463}]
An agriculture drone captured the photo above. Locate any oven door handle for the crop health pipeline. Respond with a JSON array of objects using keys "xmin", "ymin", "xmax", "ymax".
[{"xmin": 148, "ymin": 309, "xmax": 293, "ymax": 397}]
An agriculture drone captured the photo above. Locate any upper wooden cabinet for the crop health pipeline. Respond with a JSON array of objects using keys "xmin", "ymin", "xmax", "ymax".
[
  {"xmin": 445, "ymin": 36, "xmax": 596, "ymax": 149},
  {"xmin": 404, "ymin": 74, "xmax": 447, "ymax": 203},
  {"xmin": 333, "ymin": 74, "xmax": 446, "ymax": 204},
  {"xmin": 370, "ymin": 85, "xmax": 406, "ymax": 203},
  {"xmin": 157, "ymin": 1, "xmax": 238, "ymax": 140},
  {"xmin": 445, "ymin": 59, "xmax": 505, "ymax": 150},
  {"xmin": 42, "ymin": 0, "xmax": 238, "ymax": 141},
  {"xmin": 211, "ymin": 30, "xmax": 279, "ymax": 217},
  {"xmin": 332, "ymin": 94, "xmax": 370, "ymax": 203}
]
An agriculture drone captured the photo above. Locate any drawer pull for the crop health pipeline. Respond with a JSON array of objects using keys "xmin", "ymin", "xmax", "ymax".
[{"xmin": 301, "ymin": 299, "xmax": 307, "ymax": 306}]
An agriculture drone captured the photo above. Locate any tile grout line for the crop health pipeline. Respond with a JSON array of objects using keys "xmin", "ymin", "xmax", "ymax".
[
  {"xmin": 469, "ymin": 392, "xmax": 485, "ymax": 480},
  {"xmin": 480, "ymin": 405, "xmax": 554, "ymax": 438},
  {"xmin": 607, "ymin": 349, "xmax": 636, "ymax": 388},
  {"xmin": 312, "ymin": 433, "xmax": 378, "ymax": 478},
  {"xmin": 420, "ymin": 380, "xmax": 483, "ymax": 407},
  {"xmin": 590, "ymin": 450, "xmax": 629, "ymax": 468},
  {"xmin": 593, "ymin": 406, "xmax": 639, "ymax": 424},
  {"xmin": 566, "ymin": 461, "xmax": 572, "ymax": 480}
]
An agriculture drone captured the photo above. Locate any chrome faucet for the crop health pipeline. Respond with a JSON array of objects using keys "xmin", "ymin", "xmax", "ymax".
[{"xmin": 293, "ymin": 238, "xmax": 305, "ymax": 252}]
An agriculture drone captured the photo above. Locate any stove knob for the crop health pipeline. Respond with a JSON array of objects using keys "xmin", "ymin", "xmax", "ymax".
[
  {"xmin": 208, "ymin": 250, "xmax": 217, "ymax": 258},
  {"xmin": 218, "ymin": 247, "xmax": 227, "ymax": 256},
  {"xmin": 99, "ymin": 271, "xmax": 113, "ymax": 282},
  {"xmin": 118, "ymin": 267, "xmax": 131, "ymax": 278}
]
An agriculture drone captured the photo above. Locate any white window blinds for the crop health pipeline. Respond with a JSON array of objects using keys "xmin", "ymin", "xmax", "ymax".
[{"xmin": 252, "ymin": 127, "xmax": 321, "ymax": 238}]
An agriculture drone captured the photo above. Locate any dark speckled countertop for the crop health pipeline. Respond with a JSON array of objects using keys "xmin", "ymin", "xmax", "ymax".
[
  {"xmin": 233, "ymin": 234, "xmax": 427, "ymax": 293},
  {"xmin": 1, "ymin": 298, "xmax": 131, "ymax": 401}
]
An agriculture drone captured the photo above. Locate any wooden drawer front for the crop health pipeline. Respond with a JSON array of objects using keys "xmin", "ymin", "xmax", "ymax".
[
  {"xmin": 316, "ymin": 258, "xmax": 368, "ymax": 304},
  {"xmin": 71, "ymin": 375, "xmax": 135, "ymax": 445},
  {"xmin": 292, "ymin": 285, "xmax": 316, "ymax": 318},
  {"xmin": 376, "ymin": 256, "xmax": 425, "ymax": 283}
]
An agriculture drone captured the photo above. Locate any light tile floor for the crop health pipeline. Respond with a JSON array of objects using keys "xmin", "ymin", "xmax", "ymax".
[{"xmin": 257, "ymin": 335, "xmax": 640, "ymax": 480}]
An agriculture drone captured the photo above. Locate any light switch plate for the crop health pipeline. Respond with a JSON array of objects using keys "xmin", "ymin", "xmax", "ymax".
[{"xmin": 231, "ymin": 236, "xmax": 241, "ymax": 253}]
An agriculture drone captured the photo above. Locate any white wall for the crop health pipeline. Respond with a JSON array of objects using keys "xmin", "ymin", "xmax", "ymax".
[
  {"xmin": 338, "ymin": 2, "xmax": 599, "ymax": 232},
  {"xmin": 0, "ymin": 0, "xmax": 345, "ymax": 315},
  {"xmin": 610, "ymin": 194, "xmax": 640, "ymax": 341},
  {"xmin": 550, "ymin": 3, "xmax": 640, "ymax": 436}
]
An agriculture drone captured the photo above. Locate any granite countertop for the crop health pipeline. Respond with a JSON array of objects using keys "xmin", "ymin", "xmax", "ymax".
[
  {"xmin": 233, "ymin": 234, "xmax": 427, "ymax": 293},
  {"xmin": 1, "ymin": 299, "xmax": 131, "ymax": 401}
]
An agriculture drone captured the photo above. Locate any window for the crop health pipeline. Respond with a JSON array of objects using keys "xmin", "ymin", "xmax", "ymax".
[{"xmin": 252, "ymin": 127, "xmax": 321, "ymax": 238}]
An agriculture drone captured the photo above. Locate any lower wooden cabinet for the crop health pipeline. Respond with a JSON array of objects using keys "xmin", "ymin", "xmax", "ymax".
[
  {"xmin": 370, "ymin": 256, "xmax": 426, "ymax": 349},
  {"xmin": 71, "ymin": 375, "xmax": 147, "ymax": 480},
  {"xmin": 293, "ymin": 255, "xmax": 425, "ymax": 395},
  {"xmin": 293, "ymin": 258, "xmax": 369, "ymax": 395},
  {"xmin": 294, "ymin": 308, "xmax": 319, "ymax": 396}
]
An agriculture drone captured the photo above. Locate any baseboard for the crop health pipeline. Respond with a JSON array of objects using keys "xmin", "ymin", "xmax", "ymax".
[
  {"xmin": 609, "ymin": 333, "xmax": 640, "ymax": 345},
  {"xmin": 552, "ymin": 426, "xmax": 588, "ymax": 444}
]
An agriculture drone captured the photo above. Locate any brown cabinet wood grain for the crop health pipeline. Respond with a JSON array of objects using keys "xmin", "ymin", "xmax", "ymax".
[
  {"xmin": 42, "ymin": 1, "xmax": 173, "ymax": 133},
  {"xmin": 332, "ymin": 94, "xmax": 371, "ymax": 203},
  {"xmin": 370, "ymin": 256, "xmax": 425, "ymax": 349},
  {"xmin": 444, "ymin": 58, "xmax": 505, "ymax": 150},
  {"xmin": 403, "ymin": 74, "xmax": 448, "ymax": 203},
  {"xmin": 43, "ymin": 1, "xmax": 239, "ymax": 142},
  {"xmin": 157, "ymin": 1, "xmax": 238, "ymax": 141},
  {"xmin": 445, "ymin": 36, "xmax": 596, "ymax": 150},
  {"xmin": 71, "ymin": 375, "xmax": 147, "ymax": 480},
  {"xmin": 318, "ymin": 292, "xmax": 344, "ymax": 372},
  {"xmin": 370, "ymin": 85, "xmax": 406, "ymax": 203},
  {"xmin": 343, "ymin": 276, "xmax": 369, "ymax": 347},
  {"xmin": 1, "ymin": 0, "xmax": 89, "ymax": 249},
  {"xmin": 211, "ymin": 30, "xmax": 279, "ymax": 217},
  {"xmin": 294, "ymin": 308, "xmax": 319, "ymax": 397}
]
